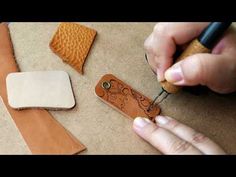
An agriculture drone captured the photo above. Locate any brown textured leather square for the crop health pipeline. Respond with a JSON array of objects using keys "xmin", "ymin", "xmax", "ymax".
[
  {"xmin": 50, "ymin": 22, "xmax": 97, "ymax": 74},
  {"xmin": 0, "ymin": 23, "xmax": 86, "ymax": 154},
  {"xmin": 95, "ymin": 74, "xmax": 161, "ymax": 122}
]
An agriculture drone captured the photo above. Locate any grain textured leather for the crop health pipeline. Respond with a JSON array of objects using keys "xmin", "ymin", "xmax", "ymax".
[
  {"xmin": 0, "ymin": 23, "xmax": 86, "ymax": 154},
  {"xmin": 50, "ymin": 22, "xmax": 97, "ymax": 74},
  {"xmin": 95, "ymin": 74, "xmax": 161, "ymax": 122}
]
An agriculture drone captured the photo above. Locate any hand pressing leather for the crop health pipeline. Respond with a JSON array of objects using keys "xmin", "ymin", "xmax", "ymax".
[
  {"xmin": 144, "ymin": 22, "xmax": 236, "ymax": 94},
  {"xmin": 133, "ymin": 116, "xmax": 225, "ymax": 154}
]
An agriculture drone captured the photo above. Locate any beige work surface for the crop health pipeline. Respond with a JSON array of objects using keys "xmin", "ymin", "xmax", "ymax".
[{"xmin": 1, "ymin": 22, "xmax": 236, "ymax": 154}]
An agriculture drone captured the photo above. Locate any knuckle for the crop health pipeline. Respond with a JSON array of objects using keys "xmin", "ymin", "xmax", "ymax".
[
  {"xmin": 194, "ymin": 54, "xmax": 207, "ymax": 84},
  {"xmin": 144, "ymin": 37, "xmax": 155, "ymax": 54},
  {"xmin": 167, "ymin": 119, "xmax": 180, "ymax": 130},
  {"xmin": 149, "ymin": 126, "xmax": 160, "ymax": 142},
  {"xmin": 153, "ymin": 23, "xmax": 175, "ymax": 37},
  {"xmin": 191, "ymin": 132, "xmax": 208, "ymax": 144},
  {"xmin": 183, "ymin": 54, "xmax": 207, "ymax": 85},
  {"xmin": 169, "ymin": 140, "xmax": 192, "ymax": 154},
  {"xmin": 144, "ymin": 37, "xmax": 151, "ymax": 50},
  {"xmin": 145, "ymin": 44, "xmax": 155, "ymax": 54},
  {"xmin": 153, "ymin": 23, "xmax": 161, "ymax": 32},
  {"xmin": 153, "ymin": 23, "xmax": 169, "ymax": 34}
]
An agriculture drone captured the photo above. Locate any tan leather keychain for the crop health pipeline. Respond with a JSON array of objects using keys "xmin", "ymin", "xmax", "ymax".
[{"xmin": 95, "ymin": 74, "xmax": 161, "ymax": 122}]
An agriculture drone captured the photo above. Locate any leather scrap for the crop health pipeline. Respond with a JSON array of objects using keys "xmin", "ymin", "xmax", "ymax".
[
  {"xmin": 0, "ymin": 23, "xmax": 86, "ymax": 154},
  {"xmin": 50, "ymin": 22, "xmax": 97, "ymax": 74},
  {"xmin": 95, "ymin": 74, "xmax": 161, "ymax": 122},
  {"xmin": 6, "ymin": 71, "xmax": 75, "ymax": 110}
]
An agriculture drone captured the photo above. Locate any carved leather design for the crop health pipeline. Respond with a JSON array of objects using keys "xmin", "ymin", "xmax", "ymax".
[{"xmin": 95, "ymin": 74, "xmax": 160, "ymax": 121}]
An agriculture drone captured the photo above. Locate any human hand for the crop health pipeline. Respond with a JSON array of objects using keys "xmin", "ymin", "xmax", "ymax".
[
  {"xmin": 133, "ymin": 116, "xmax": 225, "ymax": 154},
  {"xmin": 144, "ymin": 22, "xmax": 236, "ymax": 94}
]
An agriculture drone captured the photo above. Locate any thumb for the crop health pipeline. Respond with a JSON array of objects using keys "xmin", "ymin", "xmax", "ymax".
[{"xmin": 164, "ymin": 53, "xmax": 236, "ymax": 93}]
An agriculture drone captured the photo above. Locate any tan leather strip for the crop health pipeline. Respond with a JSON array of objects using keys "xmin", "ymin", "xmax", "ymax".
[
  {"xmin": 0, "ymin": 23, "xmax": 86, "ymax": 154},
  {"xmin": 95, "ymin": 74, "xmax": 161, "ymax": 122}
]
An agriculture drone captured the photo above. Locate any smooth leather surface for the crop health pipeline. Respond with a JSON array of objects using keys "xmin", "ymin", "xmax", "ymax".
[
  {"xmin": 95, "ymin": 74, "xmax": 161, "ymax": 122},
  {"xmin": 6, "ymin": 71, "xmax": 75, "ymax": 109},
  {"xmin": 0, "ymin": 23, "xmax": 86, "ymax": 154},
  {"xmin": 0, "ymin": 97, "xmax": 30, "ymax": 154}
]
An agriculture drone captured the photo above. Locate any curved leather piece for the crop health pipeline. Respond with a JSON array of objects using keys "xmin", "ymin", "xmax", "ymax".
[
  {"xmin": 0, "ymin": 23, "xmax": 86, "ymax": 154},
  {"xmin": 50, "ymin": 22, "xmax": 97, "ymax": 74}
]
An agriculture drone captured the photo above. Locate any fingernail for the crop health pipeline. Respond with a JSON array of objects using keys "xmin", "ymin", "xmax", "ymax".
[
  {"xmin": 134, "ymin": 117, "xmax": 151, "ymax": 128},
  {"xmin": 165, "ymin": 65, "xmax": 184, "ymax": 84},
  {"xmin": 155, "ymin": 116, "xmax": 169, "ymax": 125}
]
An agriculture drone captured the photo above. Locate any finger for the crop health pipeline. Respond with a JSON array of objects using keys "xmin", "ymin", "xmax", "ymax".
[
  {"xmin": 144, "ymin": 23, "xmax": 209, "ymax": 81},
  {"xmin": 165, "ymin": 26, "xmax": 236, "ymax": 94},
  {"xmin": 144, "ymin": 32, "xmax": 174, "ymax": 81},
  {"xmin": 152, "ymin": 22, "xmax": 209, "ymax": 45},
  {"xmin": 145, "ymin": 53, "xmax": 168, "ymax": 80},
  {"xmin": 165, "ymin": 52, "xmax": 236, "ymax": 93},
  {"xmin": 155, "ymin": 116, "xmax": 226, "ymax": 154},
  {"xmin": 212, "ymin": 25, "xmax": 236, "ymax": 55},
  {"xmin": 133, "ymin": 117, "xmax": 202, "ymax": 154},
  {"xmin": 145, "ymin": 52, "xmax": 158, "ymax": 74}
]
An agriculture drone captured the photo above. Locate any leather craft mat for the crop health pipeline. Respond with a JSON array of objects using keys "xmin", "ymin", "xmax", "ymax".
[{"xmin": 1, "ymin": 22, "xmax": 236, "ymax": 154}]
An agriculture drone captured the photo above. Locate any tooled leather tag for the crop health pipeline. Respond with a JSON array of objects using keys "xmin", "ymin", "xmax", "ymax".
[{"xmin": 95, "ymin": 74, "xmax": 161, "ymax": 122}]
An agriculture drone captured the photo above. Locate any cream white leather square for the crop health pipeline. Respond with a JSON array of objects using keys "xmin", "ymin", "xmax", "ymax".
[{"xmin": 6, "ymin": 71, "xmax": 75, "ymax": 109}]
